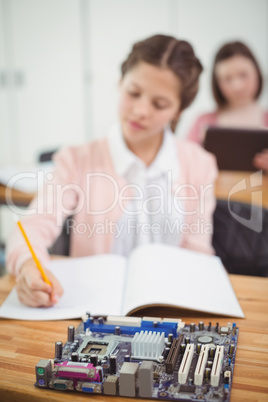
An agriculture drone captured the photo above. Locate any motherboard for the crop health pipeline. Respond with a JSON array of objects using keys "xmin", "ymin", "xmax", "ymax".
[{"xmin": 35, "ymin": 315, "xmax": 239, "ymax": 401}]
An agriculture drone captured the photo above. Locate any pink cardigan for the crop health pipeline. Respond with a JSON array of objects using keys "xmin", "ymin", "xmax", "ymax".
[
  {"xmin": 6, "ymin": 138, "xmax": 218, "ymax": 276},
  {"xmin": 187, "ymin": 110, "xmax": 268, "ymax": 144}
]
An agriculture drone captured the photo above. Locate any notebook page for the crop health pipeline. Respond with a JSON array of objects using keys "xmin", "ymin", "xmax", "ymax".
[
  {"xmin": 123, "ymin": 243, "xmax": 244, "ymax": 318},
  {"xmin": 0, "ymin": 254, "xmax": 126, "ymax": 320}
]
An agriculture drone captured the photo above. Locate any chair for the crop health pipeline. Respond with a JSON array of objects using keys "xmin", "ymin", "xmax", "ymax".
[
  {"xmin": 38, "ymin": 149, "xmax": 58, "ymax": 162},
  {"xmin": 213, "ymin": 199, "xmax": 268, "ymax": 277},
  {"xmin": 49, "ymin": 217, "xmax": 71, "ymax": 256}
]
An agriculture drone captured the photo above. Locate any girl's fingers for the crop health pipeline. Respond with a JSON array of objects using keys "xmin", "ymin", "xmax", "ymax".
[
  {"xmin": 16, "ymin": 284, "xmax": 54, "ymax": 307},
  {"xmin": 16, "ymin": 261, "xmax": 64, "ymax": 307}
]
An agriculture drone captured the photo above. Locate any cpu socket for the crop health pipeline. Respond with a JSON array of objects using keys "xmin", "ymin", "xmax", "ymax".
[{"xmin": 77, "ymin": 337, "xmax": 117, "ymax": 360}]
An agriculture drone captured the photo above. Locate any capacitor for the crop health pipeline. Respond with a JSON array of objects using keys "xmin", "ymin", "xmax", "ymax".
[
  {"xmin": 158, "ymin": 356, "xmax": 164, "ymax": 364},
  {"xmin": 168, "ymin": 333, "xmax": 174, "ymax": 343},
  {"xmin": 180, "ymin": 343, "xmax": 186, "ymax": 354},
  {"xmin": 69, "ymin": 346, "xmax": 75, "ymax": 353},
  {"xmin": 188, "ymin": 378, "xmax": 193, "ymax": 385},
  {"xmin": 55, "ymin": 341, "xmax": 63, "ymax": 360},
  {"xmin": 229, "ymin": 344, "xmax": 235, "ymax": 356},
  {"xmin": 153, "ymin": 321, "xmax": 158, "ymax": 327},
  {"xmin": 224, "ymin": 370, "xmax": 231, "ymax": 384},
  {"xmin": 208, "ymin": 322, "xmax": 211, "ymax": 331},
  {"xmin": 163, "ymin": 347, "xmax": 170, "ymax": 359},
  {"xmin": 74, "ymin": 340, "xmax": 80, "ymax": 349},
  {"xmin": 166, "ymin": 342, "xmax": 172, "ymax": 349},
  {"xmin": 109, "ymin": 355, "xmax": 117, "ymax": 374},
  {"xmin": 209, "ymin": 347, "xmax": 216, "ymax": 359},
  {"xmin": 124, "ymin": 355, "xmax": 130, "ymax": 362},
  {"xmin": 90, "ymin": 354, "xmax": 98, "ymax": 367},
  {"xmin": 71, "ymin": 352, "xmax": 79, "ymax": 362},
  {"xmin": 96, "ymin": 366, "xmax": 103, "ymax": 382},
  {"xmin": 81, "ymin": 358, "xmax": 88, "ymax": 363},
  {"xmin": 196, "ymin": 343, "xmax": 202, "ymax": 354},
  {"xmin": 190, "ymin": 323, "xmax": 195, "ymax": 333},
  {"xmin": 207, "ymin": 360, "xmax": 213, "ymax": 369},
  {"xmin": 185, "ymin": 337, "xmax": 190, "ymax": 345},
  {"xmin": 67, "ymin": 326, "xmax": 75, "ymax": 343},
  {"xmin": 205, "ymin": 367, "xmax": 211, "ymax": 380},
  {"xmin": 232, "ymin": 323, "xmax": 237, "ymax": 335},
  {"xmin": 98, "ymin": 317, "xmax": 104, "ymax": 325},
  {"xmin": 215, "ymin": 322, "xmax": 219, "ymax": 332},
  {"xmin": 115, "ymin": 326, "xmax": 121, "ymax": 335},
  {"xmin": 199, "ymin": 321, "xmax": 204, "ymax": 331}
]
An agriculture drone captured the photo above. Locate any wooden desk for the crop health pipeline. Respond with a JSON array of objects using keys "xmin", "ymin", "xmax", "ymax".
[
  {"xmin": 0, "ymin": 184, "xmax": 34, "ymax": 207},
  {"xmin": 0, "ymin": 274, "xmax": 267, "ymax": 401}
]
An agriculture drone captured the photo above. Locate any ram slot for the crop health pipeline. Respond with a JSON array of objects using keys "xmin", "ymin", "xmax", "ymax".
[
  {"xmin": 194, "ymin": 344, "xmax": 209, "ymax": 385},
  {"xmin": 165, "ymin": 334, "xmax": 184, "ymax": 374},
  {"xmin": 178, "ymin": 343, "xmax": 194, "ymax": 384},
  {"xmin": 211, "ymin": 346, "xmax": 224, "ymax": 387}
]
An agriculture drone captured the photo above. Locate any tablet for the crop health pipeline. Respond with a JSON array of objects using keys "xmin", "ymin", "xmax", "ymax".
[{"xmin": 203, "ymin": 126, "xmax": 268, "ymax": 171}]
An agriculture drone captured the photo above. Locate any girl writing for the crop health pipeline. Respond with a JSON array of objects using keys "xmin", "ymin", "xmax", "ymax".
[{"xmin": 7, "ymin": 34, "xmax": 217, "ymax": 307}]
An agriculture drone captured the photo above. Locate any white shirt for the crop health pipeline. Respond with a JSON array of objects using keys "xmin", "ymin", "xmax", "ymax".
[{"xmin": 107, "ymin": 124, "xmax": 183, "ymax": 257}]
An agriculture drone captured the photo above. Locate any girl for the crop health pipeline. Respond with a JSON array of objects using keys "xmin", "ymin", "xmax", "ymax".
[
  {"xmin": 187, "ymin": 41, "xmax": 268, "ymax": 170},
  {"xmin": 6, "ymin": 34, "xmax": 217, "ymax": 307}
]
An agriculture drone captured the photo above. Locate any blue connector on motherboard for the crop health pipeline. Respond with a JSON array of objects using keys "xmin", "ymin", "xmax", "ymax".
[{"xmin": 83, "ymin": 316, "xmax": 179, "ymax": 337}]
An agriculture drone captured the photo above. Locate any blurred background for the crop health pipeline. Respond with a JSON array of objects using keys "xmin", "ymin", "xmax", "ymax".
[{"xmin": 0, "ymin": 0, "xmax": 268, "ymax": 253}]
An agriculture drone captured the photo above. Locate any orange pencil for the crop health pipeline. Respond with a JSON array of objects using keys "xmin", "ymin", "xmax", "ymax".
[{"xmin": 16, "ymin": 219, "xmax": 52, "ymax": 286}]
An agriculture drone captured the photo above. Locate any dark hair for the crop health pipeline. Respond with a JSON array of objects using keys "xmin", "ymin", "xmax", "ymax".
[
  {"xmin": 212, "ymin": 41, "xmax": 263, "ymax": 108},
  {"xmin": 121, "ymin": 34, "xmax": 203, "ymax": 131}
]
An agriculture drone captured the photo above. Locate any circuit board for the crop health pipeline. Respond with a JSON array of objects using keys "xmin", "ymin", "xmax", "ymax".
[{"xmin": 35, "ymin": 315, "xmax": 239, "ymax": 401}]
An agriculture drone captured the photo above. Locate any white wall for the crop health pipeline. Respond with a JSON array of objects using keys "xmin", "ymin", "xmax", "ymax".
[{"xmin": 0, "ymin": 0, "xmax": 85, "ymax": 166}]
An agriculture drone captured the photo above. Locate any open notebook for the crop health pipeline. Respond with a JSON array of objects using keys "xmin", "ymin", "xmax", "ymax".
[{"xmin": 0, "ymin": 243, "xmax": 244, "ymax": 320}]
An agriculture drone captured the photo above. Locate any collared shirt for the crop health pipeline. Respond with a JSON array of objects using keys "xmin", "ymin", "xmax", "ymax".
[
  {"xmin": 107, "ymin": 124, "xmax": 179, "ymax": 183},
  {"xmin": 106, "ymin": 124, "xmax": 183, "ymax": 257}
]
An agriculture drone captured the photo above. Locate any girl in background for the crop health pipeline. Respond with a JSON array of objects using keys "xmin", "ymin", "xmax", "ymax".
[
  {"xmin": 7, "ymin": 34, "xmax": 217, "ymax": 307},
  {"xmin": 187, "ymin": 41, "xmax": 268, "ymax": 170}
]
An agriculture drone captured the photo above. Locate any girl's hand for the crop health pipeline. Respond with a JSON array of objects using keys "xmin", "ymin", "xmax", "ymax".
[
  {"xmin": 253, "ymin": 149, "xmax": 268, "ymax": 172},
  {"xmin": 15, "ymin": 259, "xmax": 64, "ymax": 307}
]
